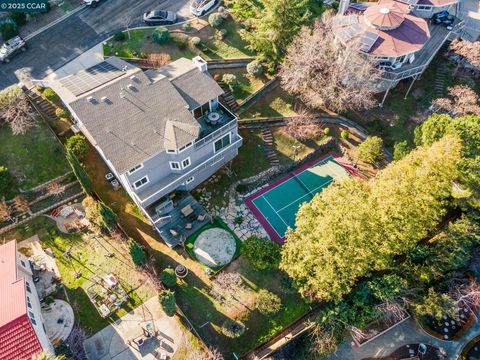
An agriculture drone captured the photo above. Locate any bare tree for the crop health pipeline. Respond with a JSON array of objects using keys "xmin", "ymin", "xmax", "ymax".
[
  {"xmin": 431, "ymin": 85, "xmax": 480, "ymax": 117},
  {"xmin": 309, "ymin": 323, "xmax": 339, "ymax": 358},
  {"xmin": 0, "ymin": 92, "xmax": 37, "ymax": 135},
  {"xmin": 122, "ymin": 15, "xmax": 132, "ymax": 40},
  {"xmin": 284, "ymin": 108, "xmax": 324, "ymax": 141},
  {"xmin": 280, "ymin": 12, "xmax": 380, "ymax": 113},
  {"xmin": 65, "ymin": 325, "xmax": 88, "ymax": 360},
  {"xmin": 449, "ymin": 39, "xmax": 480, "ymax": 69},
  {"xmin": 13, "ymin": 195, "xmax": 30, "ymax": 214},
  {"xmin": 182, "ymin": 333, "xmax": 223, "ymax": 360},
  {"xmin": 210, "ymin": 272, "xmax": 244, "ymax": 306},
  {"xmin": 47, "ymin": 181, "xmax": 66, "ymax": 197},
  {"xmin": 376, "ymin": 300, "xmax": 409, "ymax": 325},
  {"xmin": 0, "ymin": 200, "xmax": 13, "ymax": 222}
]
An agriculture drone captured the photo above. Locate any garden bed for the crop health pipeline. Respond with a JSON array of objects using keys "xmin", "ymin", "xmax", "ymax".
[
  {"xmin": 420, "ymin": 304, "xmax": 475, "ymax": 341},
  {"xmin": 459, "ymin": 336, "xmax": 480, "ymax": 360},
  {"xmin": 103, "ymin": 17, "xmax": 253, "ymax": 61}
]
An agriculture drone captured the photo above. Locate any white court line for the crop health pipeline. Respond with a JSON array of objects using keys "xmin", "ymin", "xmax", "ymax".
[
  {"xmin": 276, "ymin": 178, "xmax": 334, "ymax": 213},
  {"xmin": 252, "ymin": 195, "xmax": 287, "ymax": 239}
]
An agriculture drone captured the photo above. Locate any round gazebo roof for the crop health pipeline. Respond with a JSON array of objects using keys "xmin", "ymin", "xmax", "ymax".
[{"xmin": 364, "ymin": 2, "xmax": 407, "ymax": 30}]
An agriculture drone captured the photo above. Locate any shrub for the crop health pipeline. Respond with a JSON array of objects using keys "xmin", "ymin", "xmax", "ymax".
[
  {"xmin": 171, "ymin": 33, "xmax": 189, "ymax": 49},
  {"xmin": 128, "ymin": 239, "xmax": 147, "ymax": 266},
  {"xmin": 393, "ymin": 140, "xmax": 411, "ymax": 161},
  {"xmin": 218, "ymin": 6, "xmax": 230, "ymax": 19},
  {"xmin": 358, "ymin": 136, "xmax": 384, "ymax": 165},
  {"xmin": 42, "ymin": 88, "xmax": 59, "ymax": 103},
  {"xmin": 217, "ymin": 28, "xmax": 227, "ymax": 39},
  {"xmin": 246, "ymin": 60, "xmax": 263, "ymax": 77},
  {"xmin": 191, "ymin": 36, "xmax": 201, "ymax": 46},
  {"xmin": 0, "ymin": 166, "xmax": 15, "ymax": 196},
  {"xmin": 152, "ymin": 27, "xmax": 169, "ymax": 44},
  {"xmin": 340, "ymin": 129, "xmax": 350, "ymax": 139},
  {"xmin": 34, "ymin": 85, "xmax": 44, "ymax": 93},
  {"xmin": 113, "ymin": 31, "xmax": 126, "ymax": 41},
  {"xmin": 0, "ymin": 18, "xmax": 18, "ymax": 40},
  {"xmin": 323, "ymin": 127, "xmax": 330, "ymax": 136},
  {"xmin": 82, "ymin": 197, "xmax": 118, "ymax": 233},
  {"xmin": 55, "ymin": 107, "xmax": 70, "ymax": 119},
  {"xmin": 221, "ymin": 319, "xmax": 245, "ymax": 338},
  {"xmin": 222, "ymin": 73, "xmax": 237, "ymax": 90},
  {"xmin": 242, "ymin": 236, "xmax": 280, "ymax": 270},
  {"xmin": 280, "ymin": 275, "xmax": 297, "ymax": 294},
  {"xmin": 182, "ymin": 22, "xmax": 192, "ymax": 31},
  {"xmin": 208, "ymin": 13, "xmax": 223, "ymax": 28},
  {"xmin": 236, "ymin": 183, "xmax": 247, "ymax": 193},
  {"xmin": 10, "ymin": 13, "xmax": 27, "ymax": 26},
  {"xmin": 160, "ymin": 267, "xmax": 177, "ymax": 287},
  {"xmin": 158, "ymin": 290, "xmax": 176, "ymax": 317},
  {"xmin": 256, "ymin": 289, "xmax": 282, "ymax": 315},
  {"xmin": 65, "ymin": 134, "xmax": 88, "ymax": 161}
]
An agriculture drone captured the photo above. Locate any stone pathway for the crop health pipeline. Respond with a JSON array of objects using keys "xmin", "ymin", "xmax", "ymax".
[{"xmin": 325, "ymin": 311, "xmax": 480, "ymax": 360}]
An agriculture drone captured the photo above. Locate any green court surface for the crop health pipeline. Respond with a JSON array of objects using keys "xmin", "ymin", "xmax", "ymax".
[{"xmin": 251, "ymin": 156, "xmax": 349, "ymax": 239}]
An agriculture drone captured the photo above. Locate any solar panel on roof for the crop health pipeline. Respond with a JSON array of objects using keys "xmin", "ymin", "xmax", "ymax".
[
  {"xmin": 359, "ymin": 31, "xmax": 379, "ymax": 53},
  {"xmin": 59, "ymin": 61, "xmax": 124, "ymax": 97},
  {"xmin": 397, "ymin": 0, "xmax": 419, "ymax": 5},
  {"xmin": 332, "ymin": 14, "xmax": 359, "ymax": 28},
  {"xmin": 350, "ymin": 2, "xmax": 370, "ymax": 10},
  {"xmin": 336, "ymin": 22, "xmax": 363, "ymax": 43}
]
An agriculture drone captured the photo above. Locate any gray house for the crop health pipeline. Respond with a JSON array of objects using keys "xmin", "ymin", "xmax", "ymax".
[{"xmin": 51, "ymin": 56, "xmax": 242, "ymax": 246}]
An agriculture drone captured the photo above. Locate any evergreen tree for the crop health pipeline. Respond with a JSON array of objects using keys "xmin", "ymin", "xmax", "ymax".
[
  {"xmin": 128, "ymin": 239, "xmax": 147, "ymax": 266},
  {"xmin": 66, "ymin": 150, "xmax": 93, "ymax": 195},
  {"xmin": 281, "ymin": 136, "xmax": 462, "ymax": 302}
]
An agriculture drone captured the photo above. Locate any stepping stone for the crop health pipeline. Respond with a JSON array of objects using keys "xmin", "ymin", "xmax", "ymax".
[
  {"xmin": 444, "ymin": 335, "xmax": 449, "ymax": 340},
  {"xmin": 444, "ymin": 328, "xmax": 448, "ymax": 332}
]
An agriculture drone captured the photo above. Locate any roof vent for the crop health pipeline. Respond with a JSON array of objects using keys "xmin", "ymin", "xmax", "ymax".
[
  {"xmin": 130, "ymin": 75, "xmax": 140, "ymax": 83},
  {"xmin": 127, "ymin": 83, "xmax": 136, "ymax": 91},
  {"xmin": 86, "ymin": 96, "xmax": 96, "ymax": 104},
  {"xmin": 122, "ymin": 66, "xmax": 128, "ymax": 71},
  {"xmin": 101, "ymin": 96, "xmax": 111, "ymax": 104}
]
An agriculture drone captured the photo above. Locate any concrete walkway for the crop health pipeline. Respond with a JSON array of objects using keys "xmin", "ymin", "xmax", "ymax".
[
  {"xmin": 83, "ymin": 296, "xmax": 184, "ymax": 360},
  {"xmin": 325, "ymin": 312, "xmax": 480, "ymax": 360}
]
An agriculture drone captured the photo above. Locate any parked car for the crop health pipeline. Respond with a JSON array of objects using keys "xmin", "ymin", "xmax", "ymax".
[
  {"xmin": 0, "ymin": 36, "xmax": 26, "ymax": 63},
  {"xmin": 143, "ymin": 10, "xmax": 177, "ymax": 25},
  {"xmin": 190, "ymin": 0, "xmax": 217, "ymax": 16},
  {"xmin": 83, "ymin": 0, "xmax": 102, "ymax": 7},
  {"xmin": 432, "ymin": 11, "xmax": 454, "ymax": 28}
]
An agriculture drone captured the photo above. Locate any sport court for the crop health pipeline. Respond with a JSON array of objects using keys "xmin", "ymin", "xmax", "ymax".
[{"xmin": 246, "ymin": 156, "xmax": 351, "ymax": 243}]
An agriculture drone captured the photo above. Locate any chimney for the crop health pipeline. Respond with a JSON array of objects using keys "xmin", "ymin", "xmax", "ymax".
[
  {"xmin": 339, "ymin": 0, "xmax": 351, "ymax": 15},
  {"xmin": 192, "ymin": 56, "xmax": 208, "ymax": 73}
]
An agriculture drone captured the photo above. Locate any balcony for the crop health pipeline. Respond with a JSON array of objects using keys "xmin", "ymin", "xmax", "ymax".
[{"xmin": 197, "ymin": 103, "xmax": 236, "ymax": 140}]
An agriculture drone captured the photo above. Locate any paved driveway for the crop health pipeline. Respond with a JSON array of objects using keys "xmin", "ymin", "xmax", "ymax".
[{"xmin": 0, "ymin": 0, "xmax": 192, "ymax": 89}]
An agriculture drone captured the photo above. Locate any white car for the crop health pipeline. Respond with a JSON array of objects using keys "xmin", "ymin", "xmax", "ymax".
[
  {"xmin": 0, "ymin": 36, "xmax": 26, "ymax": 63},
  {"xmin": 190, "ymin": 0, "xmax": 217, "ymax": 16}
]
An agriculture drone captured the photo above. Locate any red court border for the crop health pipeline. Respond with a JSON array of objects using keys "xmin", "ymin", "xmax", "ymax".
[{"xmin": 244, "ymin": 153, "xmax": 361, "ymax": 244}]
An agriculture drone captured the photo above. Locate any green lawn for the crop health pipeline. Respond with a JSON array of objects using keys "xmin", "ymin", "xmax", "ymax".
[
  {"xmin": 195, "ymin": 129, "xmax": 270, "ymax": 208},
  {"xmin": 1, "ymin": 216, "xmax": 156, "ymax": 334},
  {"xmin": 242, "ymin": 87, "xmax": 297, "ymax": 118},
  {"xmin": 213, "ymin": 68, "xmax": 268, "ymax": 103},
  {"xmin": 272, "ymin": 129, "xmax": 331, "ymax": 165},
  {"xmin": 175, "ymin": 256, "xmax": 310, "ymax": 357},
  {"xmin": 104, "ymin": 18, "xmax": 253, "ymax": 61},
  {"xmin": 0, "ymin": 120, "xmax": 69, "ymax": 199}
]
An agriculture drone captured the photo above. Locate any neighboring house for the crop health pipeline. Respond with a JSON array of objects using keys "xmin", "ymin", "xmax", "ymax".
[
  {"xmin": 50, "ymin": 56, "xmax": 242, "ymax": 244},
  {"xmin": 0, "ymin": 240, "xmax": 54, "ymax": 360},
  {"xmin": 334, "ymin": 0, "xmax": 465, "ymax": 100}
]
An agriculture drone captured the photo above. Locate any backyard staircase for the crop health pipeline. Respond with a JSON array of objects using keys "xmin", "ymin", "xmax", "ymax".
[
  {"xmin": 218, "ymin": 81, "xmax": 240, "ymax": 113},
  {"xmin": 433, "ymin": 42, "xmax": 451, "ymax": 98},
  {"xmin": 261, "ymin": 127, "xmax": 279, "ymax": 167},
  {"xmin": 25, "ymin": 89, "xmax": 57, "ymax": 119}
]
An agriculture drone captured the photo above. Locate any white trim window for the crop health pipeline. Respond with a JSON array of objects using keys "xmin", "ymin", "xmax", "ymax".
[
  {"xmin": 166, "ymin": 149, "xmax": 177, "ymax": 154},
  {"xmin": 417, "ymin": 5, "xmax": 432, "ymax": 10},
  {"xmin": 128, "ymin": 163, "xmax": 144, "ymax": 175},
  {"xmin": 214, "ymin": 133, "xmax": 231, "ymax": 153},
  {"xmin": 182, "ymin": 157, "xmax": 191, "ymax": 169},
  {"xmin": 178, "ymin": 142, "xmax": 193, "ymax": 153},
  {"xmin": 133, "ymin": 176, "xmax": 149, "ymax": 189},
  {"xmin": 185, "ymin": 176, "xmax": 195, "ymax": 184},
  {"xmin": 170, "ymin": 161, "xmax": 181, "ymax": 170}
]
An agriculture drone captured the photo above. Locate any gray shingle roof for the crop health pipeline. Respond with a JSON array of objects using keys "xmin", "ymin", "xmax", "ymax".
[{"xmin": 57, "ymin": 57, "xmax": 224, "ymax": 174}]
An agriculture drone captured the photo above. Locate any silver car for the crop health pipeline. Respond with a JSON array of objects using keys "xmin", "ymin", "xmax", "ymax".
[
  {"xmin": 0, "ymin": 36, "xmax": 26, "ymax": 63},
  {"xmin": 143, "ymin": 10, "xmax": 177, "ymax": 26}
]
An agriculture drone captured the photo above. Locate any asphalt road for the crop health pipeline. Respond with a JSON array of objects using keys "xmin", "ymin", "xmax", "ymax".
[{"xmin": 0, "ymin": 0, "xmax": 191, "ymax": 90}]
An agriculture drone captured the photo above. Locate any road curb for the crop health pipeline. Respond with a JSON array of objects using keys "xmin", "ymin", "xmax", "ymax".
[{"xmin": 25, "ymin": 4, "xmax": 86, "ymax": 41}]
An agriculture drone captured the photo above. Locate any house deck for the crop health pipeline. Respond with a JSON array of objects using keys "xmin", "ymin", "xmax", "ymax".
[{"xmin": 151, "ymin": 192, "xmax": 211, "ymax": 247}]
